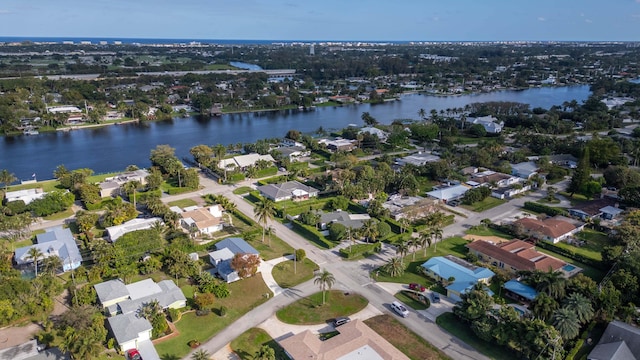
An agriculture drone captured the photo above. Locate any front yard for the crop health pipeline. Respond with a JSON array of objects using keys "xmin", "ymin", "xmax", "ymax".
[
  {"xmin": 276, "ymin": 290, "xmax": 368, "ymax": 325},
  {"xmin": 230, "ymin": 328, "xmax": 288, "ymax": 360},
  {"xmin": 461, "ymin": 197, "xmax": 506, "ymax": 212},
  {"xmin": 271, "ymin": 258, "xmax": 318, "ymax": 288}
]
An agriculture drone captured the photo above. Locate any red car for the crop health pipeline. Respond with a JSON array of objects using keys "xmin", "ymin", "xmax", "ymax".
[
  {"xmin": 126, "ymin": 349, "xmax": 142, "ymax": 360},
  {"xmin": 409, "ymin": 283, "xmax": 426, "ymax": 292}
]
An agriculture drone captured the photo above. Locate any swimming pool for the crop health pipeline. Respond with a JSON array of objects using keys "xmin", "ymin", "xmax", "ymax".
[{"xmin": 563, "ymin": 264, "xmax": 576, "ymax": 271}]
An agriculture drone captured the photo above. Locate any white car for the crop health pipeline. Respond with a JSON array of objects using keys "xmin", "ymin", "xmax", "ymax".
[{"xmin": 391, "ymin": 301, "xmax": 409, "ymax": 317}]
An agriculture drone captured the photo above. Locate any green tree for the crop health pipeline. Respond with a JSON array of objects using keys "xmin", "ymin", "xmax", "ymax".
[
  {"xmin": 253, "ymin": 345, "xmax": 276, "ymax": 360},
  {"xmin": 190, "ymin": 144, "xmax": 213, "ymax": 168},
  {"xmin": 27, "ymin": 247, "xmax": 44, "ymax": 277},
  {"xmin": 0, "ymin": 169, "xmax": 17, "ymax": 192},
  {"xmin": 361, "ymin": 112, "xmax": 378, "ymax": 126},
  {"xmin": 395, "ymin": 241, "xmax": 410, "ymax": 265},
  {"xmin": 314, "ymin": 269, "xmax": 336, "ymax": 305},
  {"xmin": 530, "ymin": 292, "xmax": 558, "ymax": 321},
  {"xmin": 552, "ymin": 307, "xmax": 580, "ymax": 340},
  {"xmin": 122, "ymin": 180, "xmax": 142, "ymax": 208},
  {"xmin": 568, "ymin": 146, "xmax": 591, "ymax": 197},
  {"xmin": 383, "ymin": 257, "xmax": 405, "ymax": 277},
  {"xmin": 329, "ymin": 222, "xmax": 347, "ymax": 241},
  {"xmin": 453, "ymin": 283, "xmax": 493, "ymax": 323},
  {"xmin": 418, "ymin": 229, "xmax": 433, "ymax": 256},
  {"xmin": 563, "ymin": 293, "xmax": 594, "ymax": 324},
  {"xmin": 191, "ymin": 349, "xmax": 211, "ymax": 360},
  {"xmin": 254, "ymin": 199, "xmax": 276, "ymax": 244}
]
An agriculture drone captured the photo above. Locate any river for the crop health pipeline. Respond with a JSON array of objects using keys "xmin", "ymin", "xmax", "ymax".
[{"xmin": 1, "ymin": 85, "xmax": 590, "ymax": 181}]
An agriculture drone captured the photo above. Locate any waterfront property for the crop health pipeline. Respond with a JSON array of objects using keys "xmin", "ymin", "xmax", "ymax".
[
  {"xmin": 218, "ymin": 153, "xmax": 275, "ymax": 171},
  {"xmin": 14, "ymin": 227, "xmax": 82, "ymax": 273},
  {"xmin": 3, "ymin": 188, "xmax": 46, "ymax": 205},
  {"xmin": 208, "ymin": 237, "xmax": 260, "ymax": 283},
  {"xmin": 257, "ymin": 180, "xmax": 319, "ymax": 202},
  {"xmin": 105, "ymin": 217, "xmax": 163, "ymax": 242},
  {"xmin": 468, "ymin": 115, "xmax": 503, "ymax": 134},
  {"xmin": 421, "ymin": 255, "xmax": 494, "ymax": 302},
  {"xmin": 99, "ymin": 169, "xmax": 150, "ymax": 198},
  {"xmin": 279, "ymin": 319, "xmax": 409, "ymax": 360}
]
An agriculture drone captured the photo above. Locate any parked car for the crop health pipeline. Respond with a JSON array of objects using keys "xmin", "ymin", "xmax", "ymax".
[
  {"xmin": 430, "ymin": 292, "xmax": 441, "ymax": 303},
  {"xmin": 390, "ymin": 301, "xmax": 409, "ymax": 317},
  {"xmin": 126, "ymin": 349, "xmax": 142, "ymax": 360},
  {"xmin": 333, "ymin": 316, "xmax": 351, "ymax": 327},
  {"xmin": 409, "ymin": 283, "xmax": 426, "ymax": 292}
]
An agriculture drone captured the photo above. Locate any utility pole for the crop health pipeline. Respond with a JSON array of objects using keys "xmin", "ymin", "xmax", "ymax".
[{"xmin": 294, "ymin": 249, "xmax": 297, "ymax": 275}]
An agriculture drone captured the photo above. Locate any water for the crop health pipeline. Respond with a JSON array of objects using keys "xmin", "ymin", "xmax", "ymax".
[
  {"xmin": 229, "ymin": 62, "xmax": 263, "ymax": 71},
  {"xmin": 0, "ymin": 85, "xmax": 590, "ymax": 181},
  {"xmin": 562, "ymin": 264, "xmax": 576, "ymax": 271}
]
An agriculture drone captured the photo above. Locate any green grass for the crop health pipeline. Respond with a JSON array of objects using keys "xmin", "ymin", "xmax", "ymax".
[
  {"xmin": 230, "ymin": 328, "xmax": 288, "ymax": 360},
  {"xmin": 87, "ymin": 172, "xmax": 120, "ymax": 183},
  {"xmin": 465, "ymin": 226, "xmax": 512, "ymax": 239},
  {"xmin": 42, "ymin": 208, "xmax": 74, "ymax": 221},
  {"xmin": 365, "ymin": 315, "xmax": 450, "ymax": 360},
  {"xmin": 276, "ymin": 291, "xmax": 368, "ymax": 325},
  {"xmin": 548, "ymin": 229, "xmax": 610, "ymax": 262},
  {"xmin": 395, "ymin": 290, "xmax": 430, "ymax": 310},
  {"xmin": 167, "ymin": 198, "xmax": 198, "ymax": 208},
  {"xmin": 272, "ymin": 258, "xmax": 318, "ymax": 288},
  {"xmin": 232, "ymin": 186, "xmax": 253, "ymax": 195},
  {"xmin": 436, "ymin": 313, "xmax": 515, "ymax": 360},
  {"xmin": 461, "ymin": 197, "xmax": 506, "ymax": 212},
  {"xmin": 7, "ymin": 179, "xmax": 61, "ymax": 192},
  {"xmin": 154, "ymin": 275, "xmax": 271, "ymax": 358},
  {"xmin": 535, "ymin": 247, "xmax": 606, "ymax": 282},
  {"xmin": 242, "ymin": 232, "xmax": 295, "ymax": 261},
  {"xmin": 376, "ymin": 237, "xmax": 471, "ymax": 284}
]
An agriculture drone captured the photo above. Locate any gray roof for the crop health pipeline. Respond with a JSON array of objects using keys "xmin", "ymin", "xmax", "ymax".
[
  {"xmin": 589, "ymin": 321, "xmax": 640, "ymax": 360},
  {"xmin": 511, "ymin": 162, "xmax": 538, "ymax": 174},
  {"xmin": 589, "ymin": 341, "xmax": 636, "ymax": 360},
  {"xmin": 257, "ymin": 181, "xmax": 319, "ymax": 200},
  {"xmin": 209, "ymin": 248, "xmax": 235, "ymax": 263},
  {"xmin": 426, "ymin": 185, "xmax": 469, "ymax": 201},
  {"xmin": 0, "ymin": 340, "xmax": 69, "ymax": 360},
  {"xmin": 215, "ymin": 237, "xmax": 259, "ymax": 255},
  {"xmin": 107, "ymin": 312, "xmax": 152, "ymax": 345},
  {"xmin": 95, "ymin": 278, "xmax": 186, "ymax": 314},
  {"xmin": 14, "ymin": 227, "xmax": 82, "ymax": 269},
  {"xmin": 94, "ymin": 279, "xmax": 129, "ymax": 305},
  {"xmin": 319, "ymin": 210, "xmax": 370, "ymax": 229}
]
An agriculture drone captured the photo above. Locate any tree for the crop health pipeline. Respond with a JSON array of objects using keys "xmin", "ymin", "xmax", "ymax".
[
  {"xmin": 0, "ymin": 169, "xmax": 17, "ymax": 192},
  {"xmin": 395, "ymin": 241, "xmax": 410, "ymax": 264},
  {"xmin": 552, "ymin": 307, "xmax": 580, "ymax": 340},
  {"xmin": 530, "ymin": 292, "xmax": 558, "ymax": 321},
  {"xmin": 418, "ymin": 108, "xmax": 427, "ymax": 120},
  {"xmin": 361, "ymin": 112, "xmax": 378, "ymax": 126},
  {"xmin": 230, "ymin": 253, "xmax": 261, "ymax": 278},
  {"xmin": 27, "ymin": 247, "xmax": 43, "ymax": 277},
  {"xmin": 453, "ymin": 283, "xmax": 493, "ymax": 323},
  {"xmin": 564, "ymin": 293, "xmax": 594, "ymax": 324},
  {"xmin": 194, "ymin": 292, "xmax": 215, "ymax": 311},
  {"xmin": 191, "ymin": 349, "xmax": 211, "ymax": 360},
  {"xmin": 314, "ymin": 269, "xmax": 336, "ymax": 305},
  {"xmin": 122, "ymin": 180, "xmax": 142, "ymax": 208},
  {"xmin": 254, "ymin": 199, "xmax": 276, "ymax": 244},
  {"xmin": 137, "ymin": 300, "xmax": 162, "ymax": 320},
  {"xmin": 329, "ymin": 222, "xmax": 347, "ymax": 241},
  {"xmin": 361, "ymin": 219, "xmax": 379, "ymax": 243},
  {"xmin": 190, "ymin": 144, "xmax": 213, "ymax": 168},
  {"xmin": 383, "ymin": 257, "xmax": 405, "ymax": 277},
  {"xmin": 42, "ymin": 256, "xmax": 63, "ymax": 276},
  {"xmin": 468, "ymin": 123, "xmax": 487, "ymax": 138},
  {"xmin": 432, "ymin": 227, "xmax": 443, "ymax": 253},
  {"xmin": 253, "ymin": 345, "xmax": 276, "ymax": 360},
  {"xmin": 568, "ymin": 146, "xmax": 591, "ymax": 197},
  {"xmin": 418, "ymin": 229, "xmax": 433, "ymax": 256},
  {"xmin": 145, "ymin": 168, "xmax": 163, "ymax": 190}
]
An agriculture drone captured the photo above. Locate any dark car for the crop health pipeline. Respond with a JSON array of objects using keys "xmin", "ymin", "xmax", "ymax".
[
  {"xmin": 333, "ymin": 316, "xmax": 351, "ymax": 327},
  {"xmin": 409, "ymin": 283, "xmax": 426, "ymax": 292},
  {"xmin": 430, "ymin": 292, "xmax": 441, "ymax": 303},
  {"xmin": 126, "ymin": 349, "xmax": 142, "ymax": 360}
]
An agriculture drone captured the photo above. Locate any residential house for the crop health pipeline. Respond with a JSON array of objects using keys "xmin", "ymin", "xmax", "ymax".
[
  {"xmin": 208, "ymin": 237, "xmax": 260, "ymax": 283},
  {"xmin": 491, "ymin": 184, "xmax": 531, "ymax": 199},
  {"xmin": 514, "ymin": 216, "xmax": 584, "ymax": 243},
  {"xmin": 359, "ymin": 127, "xmax": 388, "ymax": 142},
  {"xmin": 382, "ymin": 195, "xmax": 439, "ymax": 221},
  {"xmin": 466, "ymin": 239, "xmax": 569, "ymax": 274},
  {"xmin": 106, "ymin": 217, "xmax": 163, "ymax": 242},
  {"xmin": 568, "ymin": 198, "xmax": 621, "ymax": 221},
  {"xmin": 470, "ymin": 170, "xmax": 520, "ymax": 188},
  {"xmin": 257, "ymin": 181, "xmax": 319, "ymax": 202},
  {"xmin": 317, "ymin": 210, "xmax": 371, "ymax": 230},
  {"xmin": 3, "ymin": 188, "xmax": 46, "ymax": 205},
  {"xmin": 218, "ymin": 153, "xmax": 275, "ymax": 171},
  {"xmin": 276, "ymin": 146, "xmax": 310, "ymax": 162},
  {"xmin": 14, "ymin": 227, "xmax": 82, "ymax": 272},
  {"xmin": 395, "ymin": 152, "xmax": 441, "ymax": 167},
  {"xmin": 511, "ymin": 162, "xmax": 539, "ymax": 179},
  {"xmin": 421, "ymin": 255, "xmax": 494, "ymax": 302},
  {"xmin": 503, "ymin": 280, "xmax": 539, "ymax": 303},
  {"xmin": 426, "ymin": 184, "xmax": 470, "ymax": 204},
  {"xmin": 588, "ymin": 320, "xmax": 640, "ymax": 360},
  {"xmin": 279, "ymin": 319, "xmax": 409, "ymax": 360},
  {"xmin": 468, "ymin": 115, "xmax": 503, "ymax": 134},
  {"xmin": 0, "ymin": 340, "xmax": 70, "ymax": 360},
  {"xmin": 99, "ymin": 169, "xmax": 150, "ymax": 198},
  {"xmin": 319, "ymin": 138, "xmax": 357, "ymax": 152},
  {"xmin": 176, "ymin": 205, "xmax": 225, "ymax": 235}
]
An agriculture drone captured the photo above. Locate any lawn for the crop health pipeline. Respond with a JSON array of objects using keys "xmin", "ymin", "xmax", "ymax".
[
  {"xmin": 272, "ymin": 258, "xmax": 318, "ymax": 288},
  {"xmin": 154, "ymin": 275, "xmax": 271, "ymax": 359},
  {"xmin": 167, "ymin": 198, "xmax": 198, "ymax": 208},
  {"xmin": 230, "ymin": 328, "xmax": 288, "ymax": 360},
  {"xmin": 461, "ymin": 197, "xmax": 506, "ymax": 212},
  {"xmin": 535, "ymin": 247, "xmax": 606, "ymax": 282},
  {"xmin": 395, "ymin": 290, "xmax": 429, "ymax": 310},
  {"xmin": 276, "ymin": 290, "xmax": 368, "ymax": 325},
  {"xmin": 242, "ymin": 232, "xmax": 294, "ymax": 261},
  {"xmin": 465, "ymin": 226, "xmax": 512, "ymax": 239},
  {"xmin": 6, "ymin": 179, "xmax": 60, "ymax": 192},
  {"xmin": 232, "ymin": 186, "xmax": 253, "ymax": 195},
  {"xmin": 376, "ymin": 237, "xmax": 470, "ymax": 285},
  {"xmin": 365, "ymin": 315, "xmax": 450, "ymax": 360},
  {"xmin": 549, "ymin": 229, "xmax": 610, "ymax": 262},
  {"xmin": 42, "ymin": 208, "xmax": 74, "ymax": 221},
  {"xmin": 436, "ymin": 313, "xmax": 515, "ymax": 360}
]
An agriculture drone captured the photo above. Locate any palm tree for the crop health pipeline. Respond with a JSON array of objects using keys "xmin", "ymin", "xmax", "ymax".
[
  {"xmin": 253, "ymin": 345, "xmax": 275, "ymax": 360},
  {"xmin": 191, "ymin": 348, "xmax": 211, "ymax": 360},
  {"xmin": 552, "ymin": 307, "xmax": 581, "ymax": 340},
  {"xmin": 27, "ymin": 247, "xmax": 44, "ymax": 277},
  {"xmin": 396, "ymin": 241, "xmax": 410, "ymax": 264},
  {"xmin": 530, "ymin": 292, "xmax": 558, "ymax": 321},
  {"xmin": 42, "ymin": 255, "xmax": 63, "ymax": 276},
  {"xmin": 223, "ymin": 200, "xmax": 237, "ymax": 227},
  {"xmin": 137, "ymin": 299, "xmax": 162, "ymax": 320},
  {"xmin": 122, "ymin": 180, "xmax": 142, "ymax": 208},
  {"xmin": 418, "ymin": 230, "xmax": 432, "ymax": 256},
  {"xmin": 418, "ymin": 108, "xmax": 427, "ymax": 120},
  {"xmin": 384, "ymin": 257, "xmax": 405, "ymax": 277},
  {"xmin": 536, "ymin": 270, "xmax": 567, "ymax": 300},
  {"xmin": 564, "ymin": 293, "xmax": 594, "ymax": 324},
  {"xmin": 361, "ymin": 219, "xmax": 379, "ymax": 243},
  {"xmin": 254, "ymin": 199, "xmax": 276, "ymax": 245},
  {"xmin": 347, "ymin": 227, "xmax": 358, "ymax": 253},
  {"xmin": 314, "ymin": 269, "xmax": 336, "ymax": 305},
  {"xmin": 432, "ymin": 227, "xmax": 443, "ymax": 253},
  {"xmin": 0, "ymin": 169, "xmax": 17, "ymax": 192}
]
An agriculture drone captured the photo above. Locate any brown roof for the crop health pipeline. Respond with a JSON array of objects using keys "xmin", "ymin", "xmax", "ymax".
[
  {"xmin": 515, "ymin": 217, "xmax": 576, "ymax": 239},
  {"xmin": 472, "ymin": 172, "xmax": 511, "ymax": 185},
  {"xmin": 467, "ymin": 239, "xmax": 565, "ymax": 272},
  {"xmin": 571, "ymin": 197, "xmax": 618, "ymax": 217},
  {"xmin": 279, "ymin": 319, "xmax": 409, "ymax": 360},
  {"xmin": 180, "ymin": 207, "xmax": 222, "ymax": 230}
]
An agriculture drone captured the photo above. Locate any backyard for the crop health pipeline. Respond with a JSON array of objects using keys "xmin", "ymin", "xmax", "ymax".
[
  {"xmin": 552, "ymin": 229, "xmax": 609, "ymax": 262},
  {"xmin": 436, "ymin": 313, "xmax": 515, "ymax": 360}
]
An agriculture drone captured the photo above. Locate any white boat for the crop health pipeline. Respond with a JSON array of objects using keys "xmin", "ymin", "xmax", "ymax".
[{"xmin": 23, "ymin": 128, "xmax": 39, "ymax": 135}]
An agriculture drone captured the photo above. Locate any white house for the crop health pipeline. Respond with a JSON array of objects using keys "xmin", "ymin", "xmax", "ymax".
[
  {"xmin": 178, "ymin": 205, "xmax": 225, "ymax": 235},
  {"xmin": 395, "ymin": 152, "xmax": 441, "ymax": 167},
  {"xmin": 359, "ymin": 127, "xmax": 388, "ymax": 142},
  {"xmin": 468, "ymin": 115, "xmax": 503, "ymax": 134},
  {"xmin": 218, "ymin": 153, "xmax": 275, "ymax": 171},
  {"xmin": 426, "ymin": 184, "xmax": 470, "ymax": 203},
  {"xmin": 511, "ymin": 162, "xmax": 539, "ymax": 179},
  {"xmin": 14, "ymin": 227, "xmax": 82, "ymax": 273},
  {"xmin": 99, "ymin": 169, "xmax": 150, "ymax": 198},
  {"xmin": 3, "ymin": 188, "xmax": 46, "ymax": 205},
  {"xmin": 106, "ymin": 217, "xmax": 163, "ymax": 242}
]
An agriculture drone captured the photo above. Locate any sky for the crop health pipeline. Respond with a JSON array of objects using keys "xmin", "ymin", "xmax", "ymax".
[{"xmin": 1, "ymin": 0, "xmax": 639, "ymax": 42}]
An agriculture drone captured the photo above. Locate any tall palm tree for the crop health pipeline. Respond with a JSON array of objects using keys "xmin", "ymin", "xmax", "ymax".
[
  {"xmin": 418, "ymin": 108, "xmax": 427, "ymax": 120},
  {"xmin": 0, "ymin": 169, "xmax": 17, "ymax": 192},
  {"xmin": 384, "ymin": 257, "xmax": 405, "ymax": 277},
  {"xmin": 191, "ymin": 348, "xmax": 211, "ymax": 360},
  {"xmin": 254, "ymin": 199, "xmax": 276, "ymax": 245},
  {"xmin": 223, "ymin": 200, "xmax": 237, "ymax": 227},
  {"xmin": 347, "ymin": 227, "xmax": 358, "ymax": 253},
  {"xmin": 361, "ymin": 219, "xmax": 379, "ymax": 243},
  {"xmin": 314, "ymin": 269, "xmax": 336, "ymax": 305},
  {"xmin": 122, "ymin": 180, "xmax": 142, "ymax": 208},
  {"xmin": 27, "ymin": 247, "xmax": 44, "ymax": 277},
  {"xmin": 253, "ymin": 345, "xmax": 275, "ymax": 360},
  {"xmin": 564, "ymin": 293, "xmax": 594, "ymax": 324},
  {"xmin": 536, "ymin": 270, "xmax": 567, "ymax": 300},
  {"xmin": 396, "ymin": 241, "xmax": 410, "ymax": 264},
  {"xmin": 42, "ymin": 255, "xmax": 63, "ymax": 276},
  {"xmin": 552, "ymin": 307, "xmax": 581, "ymax": 340},
  {"xmin": 530, "ymin": 292, "xmax": 558, "ymax": 321},
  {"xmin": 419, "ymin": 229, "xmax": 433, "ymax": 256},
  {"xmin": 137, "ymin": 300, "xmax": 162, "ymax": 320},
  {"xmin": 432, "ymin": 227, "xmax": 443, "ymax": 253}
]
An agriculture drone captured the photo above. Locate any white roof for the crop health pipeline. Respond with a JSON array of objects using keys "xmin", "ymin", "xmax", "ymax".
[
  {"xmin": 426, "ymin": 185, "xmax": 469, "ymax": 201},
  {"xmin": 218, "ymin": 153, "xmax": 275, "ymax": 169},
  {"xmin": 106, "ymin": 217, "xmax": 163, "ymax": 242},
  {"xmin": 126, "ymin": 278, "xmax": 161, "ymax": 301}
]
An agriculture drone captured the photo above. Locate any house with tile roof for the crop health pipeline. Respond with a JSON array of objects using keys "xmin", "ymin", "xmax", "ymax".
[
  {"xmin": 208, "ymin": 237, "xmax": 260, "ymax": 283},
  {"xmin": 14, "ymin": 227, "xmax": 82, "ymax": 273},
  {"xmin": 421, "ymin": 255, "xmax": 494, "ymax": 302},
  {"xmin": 589, "ymin": 320, "xmax": 640, "ymax": 360},
  {"xmin": 466, "ymin": 239, "xmax": 568, "ymax": 274},
  {"xmin": 257, "ymin": 181, "xmax": 319, "ymax": 202},
  {"xmin": 279, "ymin": 319, "xmax": 409, "ymax": 360},
  {"xmin": 514, "ymin": 216, "xmax": 583, "ymax": 243},
  {"xmin": 175, "ymin": 205, "xmax": 225, "ymax": 235}
]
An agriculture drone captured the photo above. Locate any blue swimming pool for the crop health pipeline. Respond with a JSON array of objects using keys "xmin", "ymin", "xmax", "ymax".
[{"xmin": 563, "ymin": 264, "xmax": 576, "ymax": 271}]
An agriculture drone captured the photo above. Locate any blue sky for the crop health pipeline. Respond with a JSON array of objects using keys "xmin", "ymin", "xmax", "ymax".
[{"xmin": 1, "ymin": 0, "xmax": 639, "ymax": 41}]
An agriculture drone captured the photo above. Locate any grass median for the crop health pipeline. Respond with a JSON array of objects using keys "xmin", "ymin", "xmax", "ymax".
[{"xmin": 276, "ymin": 290, "xmax": 368, "ymax": 325}]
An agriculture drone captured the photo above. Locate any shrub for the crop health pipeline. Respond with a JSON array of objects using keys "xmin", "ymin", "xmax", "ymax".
[
  {"xmin": 188, "ymin": 340, "xmax": 201, "ymax": 348},
  {"xmin": 168, "ymin": 308, "xmax": 181, "ymax": 322},
  {"xmin": 329, "ymin": 223, "xmax": 347, "ymax": 241},
  {"xmin": 339, "ymin": 242, "xmax": 382, "ymax": 259},
  {"xmin": 295, "ymin": 248, "xmax": 306, "ymax": 261},
  {"xmin": 4, "ymin": 200, "xmax": 27, "ymax": 214},
  {"xmin": 219, "ymin": 306, "xmax": 228, "ymax": 317},
  {"xmin": 212, "ymin": 283, "xmax": 230, "ymax": 298},
  {"xmin": 523, "ymin": 201, "xmax": 568, "ymax": 216}
]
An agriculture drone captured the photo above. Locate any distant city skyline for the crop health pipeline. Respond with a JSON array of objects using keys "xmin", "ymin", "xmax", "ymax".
[{"xmin": 1, "ymin": 0, "xmax": 639, "ymax": 42}]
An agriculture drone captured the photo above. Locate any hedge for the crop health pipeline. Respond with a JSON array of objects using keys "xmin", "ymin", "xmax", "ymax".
[
  {"xmin": 339, "ymin": 242, "xmax": 382, "ymax": 259},
  {"xmin": 166, "ymin": 186, "xmax": 197, "ymax": 195},
  {"xmin": 255, "ymin": 166, "xmax": 278, "ymax": 178},
  {"xmin": 534, "ymin": 240, "xmax": 607, "ymax": 270},
  {"xmin": 232, "ymin": 209, "xmax": 256, "ymax": 226},
  {"xmin": 291, "ymin": 220, "xmax": 334, "ymax": 249},
  {"xmin": 523, "ymin": 201, "xmax": 568, "ymax": 217},
  {"xmin": 566, "ymin": 321, "xmax": 596, "ymax": 360},
  {"xmin": 228, "ymin": 173, "xmax": 246, "ymax": 183}
]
